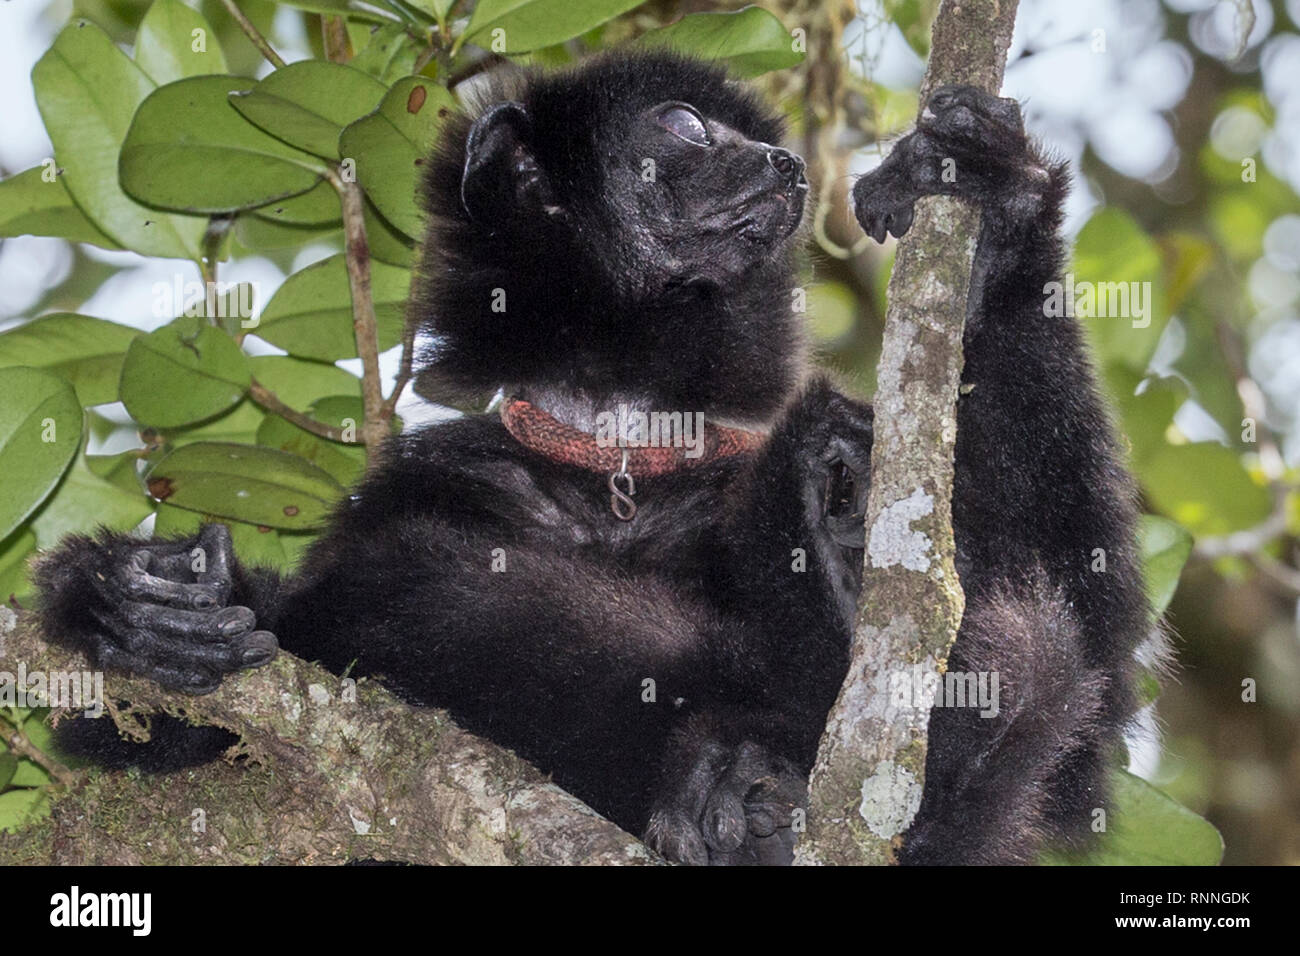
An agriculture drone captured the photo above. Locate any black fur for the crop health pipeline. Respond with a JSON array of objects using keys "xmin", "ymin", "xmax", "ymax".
[{"xmin": 33, "ymin": 57, "xmax": 1148, "ymax": 865}]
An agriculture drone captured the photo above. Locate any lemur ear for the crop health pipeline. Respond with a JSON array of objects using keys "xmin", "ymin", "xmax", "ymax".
[{"xmin": 461, "ymin": 101, "xmax": 555, "ymax": 225}]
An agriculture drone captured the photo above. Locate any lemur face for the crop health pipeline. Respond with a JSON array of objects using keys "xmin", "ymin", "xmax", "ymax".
[{"xmin": 457, "ymin": 67, "xmax": 806, "ymax": 294}]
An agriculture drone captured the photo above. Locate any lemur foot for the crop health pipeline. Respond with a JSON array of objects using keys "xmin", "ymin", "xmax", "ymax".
[{"xmin": 645, "ymin": 739, "xmax": 806, "ymax": 866}]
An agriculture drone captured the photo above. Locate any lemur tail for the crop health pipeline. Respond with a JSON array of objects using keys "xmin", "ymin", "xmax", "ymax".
[{"xmin": 899, "ymin": 570, "xmax": 1112, "ymax": 865}]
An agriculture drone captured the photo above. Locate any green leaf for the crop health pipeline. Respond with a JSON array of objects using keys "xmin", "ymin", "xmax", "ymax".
[
  {"xmin": 10, "ymin": 762, "xmax": 51, "ymax": 788},
  {"xmin": 260, "ymin": 0, "xmax": 398, "ymax": 24},
  {"xmin": 1071, "ymin": 208, "xmax": 1168, "ymax": 373},
  {"xmin": 29, "ymin": 452, "xmax": 153, "ymax": 549},
  {"xmin": 119, "ymin": 316, "xmax": 252, "ymax": 428},
  {"xmin": 1209, "ymin": 191, "xmax": 1269, "ymax": 262},
  {"xmin": 234, "ymin": 214, "xmax": 339, "ymax": 252},
  {"xmin": 21, "ymin": 710, "xmax": 56, "ymax": 754},
  {"xmin": 1103, "ymin": 368, "xmax": 1185, "ymax": 468},
  {"xmin": 313, "ymin": 395, "xmax": 397, "ymax": 435},
  {"xmin": 257, "ymin": 412, "xmax": 366, "ymax": 487},
  {"xmin": 351, "ymin": 23, "xmax": 421, "ymax": 82},
  {"xmin": 32, "ymin": 20, "xmax": 206, "ymax": 259},
  {"xmin": 162, "ymin": 399, "xmax": 266, "ymax": 446},
  {"xmin": 0, "ymin": 313, "xmax": 140, "ymax": 406},
  {"xmin": 806, "ymin": 282, "xmax": 857, "ymax": 342},
  {"xmin": 365, "ymin": 197, "xmax": 416, "ymax": 265},
  {"xmin": 249, "ymin": 355, "xmax": 363, "ymax": 407},
  {"xmin": 0, "ymin": 788, "xmax": 50, "ymax": 834},
  {"xmin": 201, "ymin": 281, "xmax": 261, "ymax": 339},
  {"xmin": 883, "ymin": 0, "xmax": 930, "ymax": 57},
  {"xmin": 0, "ymin": 529, "xmax": 37, "ymax": 605},
  {"xmin": 339, "ymin": 77, "xmax": 457, "ymax": 237},
  {"xmin": 153, "ymin": 504, "xmax": 294, "ymax": 571},
  {"xmin": 227, "ymin": 520, "xmax": 295, "ymax": 569},
  {"xmin": 0, "ymin": 368, "xmax": 83, "ymax": 541},
  {"xmin": 0, "ymin": 167, "xmax": 123, "ymax": 249},
  {"xmin": 1042, "ymin": 770, "xmax": 1223, "ymax": 865},
  {"xmin": 87, "ymin": 449, "xmax": 146, "ymax": 496},
  {"xmin": 1138, "ymin": 515, "xmax": 1193, "ymax": 617},
  {"xmin": 462, "ymin": 0, "xmax": 645, "ymax": 54},
  {"xmin": 408, "ymin": 0, "xmax": 456, "ymax": 20},
  {"xmin": 0, "ymin": 711, "xmax": 56, "ymax": 786},
  {"xmin": 150, "ymin": 500, "xmax": 203, "ymax": 537},
  {"xmin": 1138, "ymin": 442, "xmax": 1272, "ymax": 537},
  {"xmin": 145, "ymin": 441, "xmax": 344, "ymax": 530},
  {"xmin": 1159, "ymin": 232, "xmax": 1214, "ymax": 315},
  {"xmin": 255, "ymin": 254, "xmax": 409, "ymax": 360},
  {"xmin": 256, "ymin": 394, "xmax": 393, "ymax": 487},
  {"xmin": 229, "ymin": 60, "xmax": 387, "ymax": 160},
  {"xmin": 251, "ymin": 180, "xmax": 341, "ymax": 226},
  {"xmin": 120, "ymin": 75, "xmax": 327, "ymax": 215},
  {"xmin": 1172, "ymin": 302, "xmax": 1247, "ymax": 441},
  {"xmin": 638, "ymin": 8, "xmax": 804, "ymax": 77},
  {"xmin": 135, "ymin": 0, "xmax": 229, "ymax": 85},
  {"xmin": 0, "ymin": 754, "xmax": 17, "ymax": 790}
]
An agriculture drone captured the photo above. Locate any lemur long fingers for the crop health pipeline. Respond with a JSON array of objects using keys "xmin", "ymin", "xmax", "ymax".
[
  {"xmin": 118, "ymin": 550, "xmax": 223, "ymax": 610},
  {"xmin": 195, "ymin": 523, "xmax": 235, "ymax": 603}
]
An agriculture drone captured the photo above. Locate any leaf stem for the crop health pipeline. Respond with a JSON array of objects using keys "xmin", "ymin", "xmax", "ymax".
[
  {"xmin": 248, "ymin": 379, "xmax": 351, "ymax": 443},
  {"xmin": 198, "ymin": 214, "xmax": 233, "ymax": 292},
  {"xmin": 220, "ymin": 0, "xmax": 286, "ymax": 68}
]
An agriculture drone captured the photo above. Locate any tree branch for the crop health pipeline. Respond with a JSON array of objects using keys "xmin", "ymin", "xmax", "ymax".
[
  {"xmin": 0, "ymin": 612, "xmax": 655, "ymax": 865},
  {"xmin": 796, "ymin": 0, "xmax": 1020, "ymax": 866}
]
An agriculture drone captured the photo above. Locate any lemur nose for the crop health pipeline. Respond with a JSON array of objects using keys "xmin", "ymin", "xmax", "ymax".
[{"xmin": 766, "ymin": 147, "xmax": 806, "ymax": 186}]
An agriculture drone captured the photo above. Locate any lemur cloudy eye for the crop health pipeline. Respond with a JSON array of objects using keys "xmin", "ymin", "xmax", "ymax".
[{"xmin": 657, "ymin": 104, "xmax": 710, "ymax": 146}]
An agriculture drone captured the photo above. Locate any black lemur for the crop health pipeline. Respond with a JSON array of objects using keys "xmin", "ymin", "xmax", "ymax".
[{"xmin": 34, "ymin": 52, "xmax": 1149, "ymax": 865}]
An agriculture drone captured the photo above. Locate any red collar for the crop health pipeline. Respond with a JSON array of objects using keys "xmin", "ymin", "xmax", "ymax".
[{"xmin": 500, "ymin": 397, "xmax": 765, "ymax": 477}]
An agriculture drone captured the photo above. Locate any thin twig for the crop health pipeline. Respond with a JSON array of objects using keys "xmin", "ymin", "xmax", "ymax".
[
  {"xmin": 382, "ymin": 320, "xmax": 416, "ymax": 419},
  {"xmin": 317, "ymin": 6, "xmax": 385, "ymax": 460},
  {"xmin": 1, "ymin": 713, "xmax": 76, "ymax": 788},
  {"xmin": 1195, "ymin": 503, "xmax": 1290, "ymax": 560},
  {"xmin": 324, "ymin": 167, "xmax": 387, "ymax": 461},
  {"xmin": 412, "ymin": 33, "xmax": 440, "ymax": 75},
  {"xmin": 248, "ymin": 379, "xmax": 351, "ymax": 443},
  {"xmin": 198, "ymin": 215, "xmax": 232, "ymax": 288},
  {"xmin": 1247, "ymin": 551, "xmax": 1300, "ymax": 598},
  {"xmin": 321, "ymin": 14, "xmax": 353, "ymax": 62},
  {"xmin": 220, "ymin": 0, "xmax": 286, "ymax": 68},
  {"xmin": 412, "ymin": 20, "xmax": 452, "ymax": 76}
]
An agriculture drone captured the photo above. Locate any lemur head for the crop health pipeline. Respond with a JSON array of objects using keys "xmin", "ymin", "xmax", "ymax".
[{"xmin": 410, "ymin": 51, "xmax": 808, "ymax": 423}]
